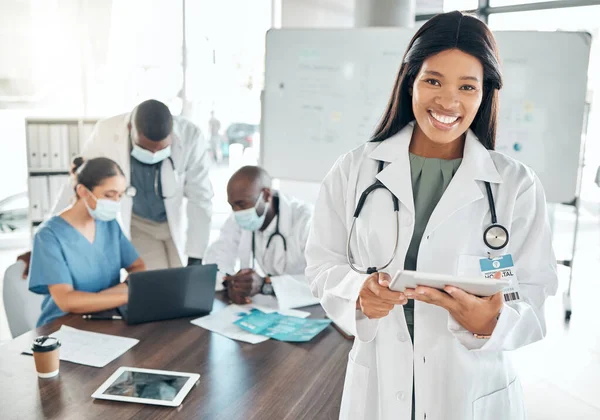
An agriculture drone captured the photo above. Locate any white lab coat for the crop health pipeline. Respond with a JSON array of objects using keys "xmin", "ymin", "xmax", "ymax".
[
  {"xmin": 305, "ymin": 122, "xmax": 558, "ymax": 420},
  {"xmin": 204, "ymin": 192, "xmax": 313, "ymax": 280},
  {"xmin": 53, "ymin": 113, "xmax": 214, "ymax": 263}
]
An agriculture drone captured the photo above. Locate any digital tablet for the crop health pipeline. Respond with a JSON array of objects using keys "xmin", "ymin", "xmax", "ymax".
[
  {"xmin": 91, "ymin": 367, "xmax": 200, "ymax": 407},
  {"xmin": 389, "ymin": 270, "xmax": 509, "ymax": 297}
]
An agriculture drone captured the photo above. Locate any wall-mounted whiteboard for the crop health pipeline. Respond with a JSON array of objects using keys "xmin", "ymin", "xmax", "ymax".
[{"xmin": 262, "ymin": 29, "xmax": 591, "ymax": 204}]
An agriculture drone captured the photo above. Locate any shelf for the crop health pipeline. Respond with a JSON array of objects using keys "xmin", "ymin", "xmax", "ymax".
[
  {"xmin": 29, "ymin": 169, "xmax": 70, "ymax": 176},
  {"xmin": 25, "ymin": 117, "xmax": 103, "ymax": 124}
]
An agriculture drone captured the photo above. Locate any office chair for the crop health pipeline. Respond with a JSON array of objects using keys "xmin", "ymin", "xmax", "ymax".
[{"xmin": 2, "ymin": 260, "xmax": 43, "ymax": 338}]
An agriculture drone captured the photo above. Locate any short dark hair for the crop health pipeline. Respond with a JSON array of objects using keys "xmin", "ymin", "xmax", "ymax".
[
  {"xmin": 230, "ymin": 166, "xmax": 272, "ymax": 189},
  {"xmin": 135, "ymin": 99, "xmax": 173, "ymax": 142},
  {"xmin": 71, "ymin": 156, "xmax": 124, "ymax": 195},
  {"xmin": 371, "ymin": 11, "xmax": 503, "ymax": 149}
]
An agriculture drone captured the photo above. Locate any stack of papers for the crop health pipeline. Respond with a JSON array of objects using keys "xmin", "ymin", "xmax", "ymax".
[
  {"xmin": 23, "ymin": 325, "xmax": 139, "ymax": 368},
  {"xmin": 235, "ymin": 309, "xmax": 331, "ymax": 342},
  {"xmin": 190, "ymin": 298, "xmax": 310, "ymax": 344},
  {"xmin": 270, "ymin": 275, "xmax": 320, "ymax": 310},
  {"xmin": 250, "ymin": 294, "xmax": 311, "ymax": 318}
]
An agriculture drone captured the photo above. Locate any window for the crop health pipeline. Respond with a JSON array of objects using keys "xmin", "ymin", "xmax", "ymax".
[
  {"xmin": 488, "ymin": 6, "xmax": 600, "ymax": 30},
  {"xmin": 490, "ymin": 0, "xmax": 561, "ymax": 6},
  {"xmin": 444, "ymin": 0, "xmax": 479, "ymax": 11},
  {"xmin": 417, "ymin": 0, "xmax": 478, "ymax": 14}
]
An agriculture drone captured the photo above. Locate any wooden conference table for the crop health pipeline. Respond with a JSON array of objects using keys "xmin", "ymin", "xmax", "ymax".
[{"xmin": 0, "ymin": 295, "xmax": 352, "ymax": 420}]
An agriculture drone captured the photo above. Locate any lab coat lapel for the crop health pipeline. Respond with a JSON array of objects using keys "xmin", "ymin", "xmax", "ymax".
[
  {"xmin": 167, "ymin": 121, "xmax": 185, "ymax": 172},
  {"xmin": 262, "ymin": 192, "xmax": 291, "ymax": 275},
  {"xmin": 368, "ymin": 123, "xmax": 415, "ymax": 215},
  {"xmin": 423, "ymin": 130, "xmax": 503, "ymax": 237},
  {"xmin": 160, "ymin": 126, "xmax": 184, "ymax": 190},
  {"xmin": 277, "ymin": 192, "xmax": 293, "ymax": 238}
]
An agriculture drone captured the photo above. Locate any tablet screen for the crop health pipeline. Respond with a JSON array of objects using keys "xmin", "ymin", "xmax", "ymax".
[{"xmin": 102, "ymin": 371, "xmax": 190, "ymax": 402}]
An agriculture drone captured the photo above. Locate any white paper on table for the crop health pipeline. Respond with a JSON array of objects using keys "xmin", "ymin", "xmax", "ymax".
[
  {"xmin": 191, "ymin": 304, "xmax": 270, "ymax": 344},
  {"xmin": 250, "ymin": 294, "xmax": 311, "ymax": 318},
  {"xmin": 190, "ymin": 299, "xmax": 310, "ymax": 344},
  {"xmin": 270, "ymin": 275, "xmax": 320, "ymax": 310},
  {"xmin": 23, "ymin": 325, "xmax": 138, "ymax": 368}
]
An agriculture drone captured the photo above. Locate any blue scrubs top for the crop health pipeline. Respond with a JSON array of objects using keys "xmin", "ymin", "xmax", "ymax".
[{"xmin": 29, "ymin": 216, "xmax": 139, "ymax": 327}]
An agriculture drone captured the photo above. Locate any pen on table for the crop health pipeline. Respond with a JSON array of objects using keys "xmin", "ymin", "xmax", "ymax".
[{"xmin": 82, "ymin": 315, "xmax": 122, "ymax": 320}]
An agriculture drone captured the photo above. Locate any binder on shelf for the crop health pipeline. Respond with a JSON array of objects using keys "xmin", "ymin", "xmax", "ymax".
[
  {"xmin": 28, "ymin": 177, "xmax": 49, "ymax": 222},
  {"xmin": 49, "ymin": 175, "xmax": 70, "ymax": 210},
  {"xmin": 40, "ymin": 176, "xmax": 51, "ymax": 220},
  {"xmin": 49, "ymin": 124, "xmax": 70, "ymax": 170},
  {"xmin": 37, "ymin": 124, "xmax": 51, "ymax": 169},
  {"xmin": 68, "ymin": 123, "xmax": 80, "ymax": 162},
  {"xmin": 27, "ymin": 124, "xmax": 41, "ymax": 169}
]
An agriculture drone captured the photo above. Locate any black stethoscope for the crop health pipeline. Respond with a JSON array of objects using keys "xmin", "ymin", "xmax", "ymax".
[
  {"xmin": 251, "ymin": 194, "xmax": 287, "ymax": 271},
  {"xmin": 346, "ymin": 160, "xmax": 509, "ymax": 275}
]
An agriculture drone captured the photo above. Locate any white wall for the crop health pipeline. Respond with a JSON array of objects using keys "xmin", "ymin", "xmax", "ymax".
[{"xmin": 0, "ymin": 111, "xmax": 27, "ymax": 199}]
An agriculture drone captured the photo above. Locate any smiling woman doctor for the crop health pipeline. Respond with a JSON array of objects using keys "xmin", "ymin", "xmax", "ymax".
[{"xmin": 305, "ymin": 11, "xmax": 558, "ymax": 420}]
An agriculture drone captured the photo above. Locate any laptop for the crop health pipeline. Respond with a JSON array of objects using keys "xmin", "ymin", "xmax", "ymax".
[{"xmin": 115, "ymin": 264, "xmax": 217, "ymax": 325}]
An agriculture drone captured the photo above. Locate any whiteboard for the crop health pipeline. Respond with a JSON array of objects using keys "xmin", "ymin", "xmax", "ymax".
[{"xmin": 262, "ymin": 29, "xmax": 591, "ymax": 203}]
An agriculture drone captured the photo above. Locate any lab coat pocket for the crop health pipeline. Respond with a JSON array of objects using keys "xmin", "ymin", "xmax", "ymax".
[
  {"xmin": 472, "ymin": 377, "xmax": 525, "ymax": 420},
  {"xmin": 340, "ymin": 352, "xmax": 370, "ymax": 420},
  {"xmin": 162, "ymin": 168, "xmax": 186, "ymax": 200}
]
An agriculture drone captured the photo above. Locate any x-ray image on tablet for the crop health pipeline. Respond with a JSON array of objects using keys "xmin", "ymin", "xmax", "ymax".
[{"xmin": 92, "ymin": 367, "xmax": 200, "ymax": 407}]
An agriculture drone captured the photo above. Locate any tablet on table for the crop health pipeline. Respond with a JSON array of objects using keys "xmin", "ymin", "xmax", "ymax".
[{"xmin": 91, "ymin": 367, "xmax": 200, "ymax": 407}]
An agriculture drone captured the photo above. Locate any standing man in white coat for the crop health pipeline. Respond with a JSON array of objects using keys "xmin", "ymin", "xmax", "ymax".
[
  {"xmin": 18, "ymin": 99, "xmax": 213, "ymax": 274},
  {"xmin": 203, "ymin": 166, "xmax": 313, "ymax": 304},
  {"xmin": 305, "ymin": 12, "xmax": 557, "ymax": 420}
]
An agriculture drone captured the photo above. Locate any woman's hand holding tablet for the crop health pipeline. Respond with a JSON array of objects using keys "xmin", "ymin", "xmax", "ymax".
[
  {"xmin": 389, "ymin": 270, "xmax": 508, "ymax": 297},
  {"xmin": 389, "ymin": 270, "xmax": 508, "ymax": 336}
]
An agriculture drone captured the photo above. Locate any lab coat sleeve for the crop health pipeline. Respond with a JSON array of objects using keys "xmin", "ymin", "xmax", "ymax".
[
  {"xmin": 183, "ymin": 127, "xmax": 214, "ymax": 259},
  {"xmin": 203, "ymin": 214, "xmax": 241, "ymax": 288},
  {"xmin": 296, "ymin": 203, "xmax": 314, "ymax": 262},
  {"xmin": 449, "ymin": 174, "xmax": 558, "ymax": 351},
  {"xmin": 305, "ymin": 157, "xmax": 379, "ymax": 343}
]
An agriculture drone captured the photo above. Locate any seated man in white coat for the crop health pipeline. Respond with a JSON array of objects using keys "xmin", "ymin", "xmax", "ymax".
[
  {"xmin": 203, "ymin": 166, "xmax": 313, "ymax": 304},
  {"xmin": 18, "ymin": 99, "xmax": 213, "ymax": 275}
]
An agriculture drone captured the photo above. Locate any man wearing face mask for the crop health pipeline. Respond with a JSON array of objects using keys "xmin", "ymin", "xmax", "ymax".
[
  {"xmin": 18, "ymin": 99, "xmax": 213, "ymax": 275},
  {"xmin": 203, "ymin": 166, "xmax": 313, "ymax": 304}
]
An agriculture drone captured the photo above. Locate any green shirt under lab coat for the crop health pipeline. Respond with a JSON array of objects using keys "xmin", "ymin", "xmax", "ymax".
[{"xmin": 403, "ymin": 152, "xmax": 463, "ymax": 333}]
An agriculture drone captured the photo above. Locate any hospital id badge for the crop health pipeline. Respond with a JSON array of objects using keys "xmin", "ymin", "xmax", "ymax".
[{"xmin": 479, "ymin": 254, "xmax": 522, "ymax": 302}]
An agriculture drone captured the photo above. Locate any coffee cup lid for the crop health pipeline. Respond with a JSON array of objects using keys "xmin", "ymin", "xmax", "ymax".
[{"xmin": 31, "ymin": 336, "xmax": 61, "ymax": 353}]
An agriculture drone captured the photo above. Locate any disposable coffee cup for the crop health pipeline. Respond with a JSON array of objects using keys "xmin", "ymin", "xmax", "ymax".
[{"xmin": 31, "ymin": 336, "xmax": 61, "ymax": 378}]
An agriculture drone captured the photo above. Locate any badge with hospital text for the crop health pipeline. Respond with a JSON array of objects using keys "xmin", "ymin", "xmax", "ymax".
[{"xmin": 479, "ymin": 254, "xmax": 522, "ymax": 302}]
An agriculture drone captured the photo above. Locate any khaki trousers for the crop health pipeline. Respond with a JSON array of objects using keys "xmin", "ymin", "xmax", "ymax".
[{"xmin": 130, "ymin": 214, "xmax": 183, "ymax": 270}]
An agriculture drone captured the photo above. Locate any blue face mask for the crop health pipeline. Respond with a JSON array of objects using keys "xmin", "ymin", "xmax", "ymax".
[
  {"xmin": 131, "ymin": 144, "xmax": 172, "ymax": 165},
  {"xmin": 84, "ymin": 191, "xmax": 121, "ymax": 222},
  {"xmin": 234, "ymin": 194, "xmax": 267, "ymax": 231}
]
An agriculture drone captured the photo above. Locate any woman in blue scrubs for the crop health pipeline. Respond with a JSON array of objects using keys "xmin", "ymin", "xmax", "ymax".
[{"xmin": 29, "ymin": 157, "xmax": 146, "ymax": 326}]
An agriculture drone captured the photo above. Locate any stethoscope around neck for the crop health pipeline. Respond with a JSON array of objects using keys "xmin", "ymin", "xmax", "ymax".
[
  {"xmin": 251, "ymin": 194, "xmax": 287, "ymax": 273},
  {"xmin": 346, "ymin": 160, "xmax": 509, "ymax": 275}
]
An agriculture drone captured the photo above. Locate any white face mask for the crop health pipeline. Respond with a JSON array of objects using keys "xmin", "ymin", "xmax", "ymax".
[
  {"xmin": 131, "ymin": 144, "xmax": 172, "ymax": 165},
  {"xmin": 84, "ymin": 189, "xmax": 121, "ymax": 222},
  {"xmin": 234, "ymin": 194, "xmax": 267, "ymax": 231}
]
